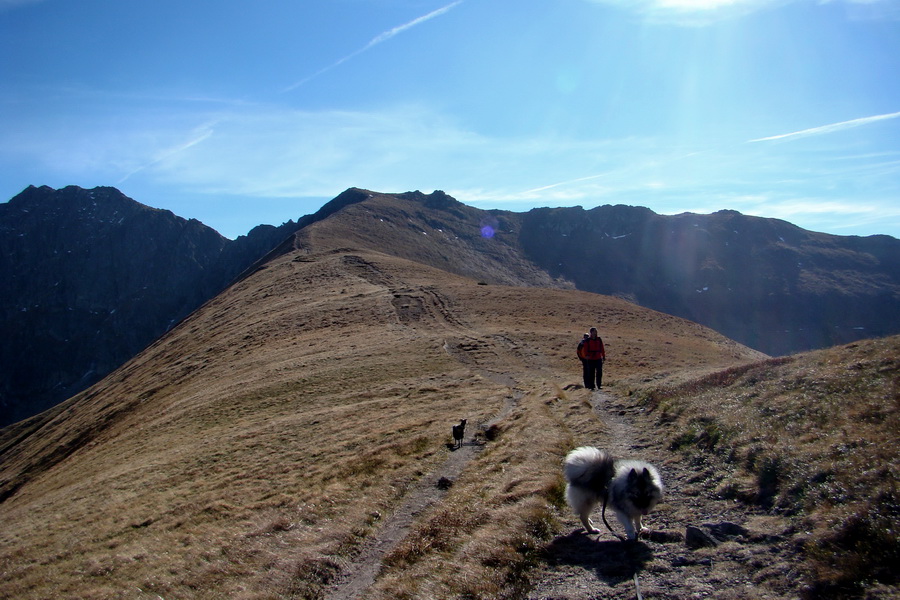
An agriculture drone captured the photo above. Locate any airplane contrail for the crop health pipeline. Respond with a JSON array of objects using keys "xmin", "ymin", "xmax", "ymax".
[
  {"xmin": 284, "ymin": 1, "xmax": 463, "ymax": 92},
  {"xmin": 749, "ymin": 111, "xmax": 900, "ymax": 143}
]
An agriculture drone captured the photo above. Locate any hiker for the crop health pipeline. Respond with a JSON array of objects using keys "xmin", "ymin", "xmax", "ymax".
[{"xmin": 577, "ymin": 327, "xmax": 606, "ymax": 390}]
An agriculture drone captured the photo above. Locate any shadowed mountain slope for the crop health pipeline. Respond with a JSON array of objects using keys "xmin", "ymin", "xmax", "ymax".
[
  {"xmin": 517, "ymin": 205, "xmax": 900, "ymax": 356},
  {"xmin": 0, "ymin": 239, "xmax": 764, "ymax": 599},
  {"xmin": 0, "ymin": 185, "xmax": 297, "ymax": 426}
]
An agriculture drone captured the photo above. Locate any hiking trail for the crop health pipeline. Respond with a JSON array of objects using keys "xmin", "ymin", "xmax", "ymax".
[
  {"xmin": 322, "ymin": 388, "xmax": 520, "ymax": 600},
  {"xmin": 527, "ymin": 389, "xmax": 801, "ymax": 600}
]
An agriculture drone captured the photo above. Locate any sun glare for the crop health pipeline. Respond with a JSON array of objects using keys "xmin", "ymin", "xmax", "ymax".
[{"xmin": 657, "ymin": 0, "xmax": 743, "ymax": 10}]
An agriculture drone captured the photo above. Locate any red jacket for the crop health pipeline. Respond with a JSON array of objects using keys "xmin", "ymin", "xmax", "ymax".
[{"xmin": 578, "ymin": 337, "xmax": 605, "ymax": 360}]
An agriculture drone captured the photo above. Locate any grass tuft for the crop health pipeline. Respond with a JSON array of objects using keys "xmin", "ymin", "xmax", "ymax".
[
  {"xmin": 804, "ymin": 490, "xmax": 900, "ymax": 599},
  {"xmin": 288, "ymin": 556, "xmax": 342, "ymax": 600}
]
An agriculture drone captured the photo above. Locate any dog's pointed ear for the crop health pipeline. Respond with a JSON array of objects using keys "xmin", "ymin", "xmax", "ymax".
[
  {"xmin": 628, "ymin": 468, "xmax": 638, "ymax": 481},
  {"xmin": 642, "ymin": 467, "xmax": 651, "ymax": 478}
]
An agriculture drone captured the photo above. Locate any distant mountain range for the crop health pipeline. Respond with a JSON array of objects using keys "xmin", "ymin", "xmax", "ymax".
[{"xmin": 2, "ymin": 184, "xmax": 898, "ymax": 426}]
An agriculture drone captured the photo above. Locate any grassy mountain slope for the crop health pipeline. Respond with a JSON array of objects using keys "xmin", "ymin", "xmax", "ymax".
[
  {"xmin": 5, "ymin": 185, "xmax": 898, "ymax": 430},
  {"xmin": 643, "ymin": 336, "xmax": 899, "ymax": 598},
  {"xmin": 0, "ymin": 236, "xmax": 761, "ymax": 599},
  {"xmin": 291, "ymin": 189, "xmax": 565, "ymax": 288}
]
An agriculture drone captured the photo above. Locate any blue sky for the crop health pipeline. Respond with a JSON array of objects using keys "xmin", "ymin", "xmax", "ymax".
[{"xmin": 2, "ymin": 0, "xmax": 899, "ymax": 239}]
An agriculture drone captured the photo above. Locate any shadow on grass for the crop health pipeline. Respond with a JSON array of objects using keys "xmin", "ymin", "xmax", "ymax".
[{"xmin": 445, "ymin": 440, "xmax": 486, "ymax": 451}]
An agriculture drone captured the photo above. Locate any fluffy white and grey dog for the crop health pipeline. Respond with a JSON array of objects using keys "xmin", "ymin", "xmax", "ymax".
[{"xmin": 563, "ymin": 446, "xmax": 663, "ymax": 540}]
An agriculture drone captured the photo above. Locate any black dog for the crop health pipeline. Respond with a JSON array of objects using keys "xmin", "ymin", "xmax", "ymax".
[{"xmin": 452, "ymin": 419, "xmax": 467, "ymax": 449}]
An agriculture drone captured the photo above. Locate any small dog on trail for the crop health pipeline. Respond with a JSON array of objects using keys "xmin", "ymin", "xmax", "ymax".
[
  {"xmin": 452, "ymin": 419, "xmax": 467, "ymax": 449},
  {"xmin": 563, "ymin": 446, "xmax": 663, "ymax": 540}
]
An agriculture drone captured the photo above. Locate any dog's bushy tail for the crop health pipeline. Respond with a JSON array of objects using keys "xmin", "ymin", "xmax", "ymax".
[{"xmin": 563, "ymin": 446, "xmax": 615, "ymax": 489}]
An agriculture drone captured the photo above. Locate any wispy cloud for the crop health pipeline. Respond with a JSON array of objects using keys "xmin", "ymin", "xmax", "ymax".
[
  {"xmin": 118, "ymin": 121, "xmax": 217, "ymax": 184},
  {"xmin": 516, "ymin": 149, "xmax": 712, "ymax": 198},
  {"xmin": 749, "ymin": 111, "xmax": 900, "ymax": 143},
  {"xmin": 522, "ymin": 172, "xmax": 614, "ymax": 195},
  {"xmin": 739, "ymin": 197, "xmax": 895, "ymax": 234},
  {"xmin": 283, "ymin": 1, "xmax": 463, "ymax": 92},
  {"xmin": 370, "ymin": 0, "xmax": 463, "ymax": 44}
]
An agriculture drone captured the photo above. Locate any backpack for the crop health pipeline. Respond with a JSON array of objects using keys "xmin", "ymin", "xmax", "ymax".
[{"xmin": 577, "ymin": 340, "xmax": 588, "ymax": 360}]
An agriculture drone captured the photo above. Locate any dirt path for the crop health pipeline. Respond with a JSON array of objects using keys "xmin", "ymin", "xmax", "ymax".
[
  {"xmin": 528, "ymin": 390, "xmax": 802, "ymax": 600},
  {"xmin": 323, "ymin": 389, "xmax": 519, "ymax": 600},
  {"xmin": 322, "ymin": 385, "xmax": 802, "ymax": 600},
  {"xmin": 322, "ymin": 435, "xmax": 478, "ymax": 600},
  {"xmin": 323, "ymin": 266, "xmax": 550, "ymax": 599}
]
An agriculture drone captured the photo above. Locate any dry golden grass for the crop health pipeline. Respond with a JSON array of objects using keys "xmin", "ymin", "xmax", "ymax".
[
  {"xmin": 641, "ymin": 335, "xmax": 900, "ymax": 599},
  {"xmin": 0, "ymin": 245, "xmax": 775, "ymax": 600},
  {"xmin": 370, "ymin": 381, "xmax": 574, "ymax": 600}
]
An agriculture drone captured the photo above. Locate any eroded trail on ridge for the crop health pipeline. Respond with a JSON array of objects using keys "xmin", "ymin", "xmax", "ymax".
[
  {"xmin": 321, "ymin": 400, "xmax": 512, "ymax": 600},
  {"xmin": 323, "ymin": 264, "xmax": 529, "ymax": 600},
  {"xmin": 528, "ymin": 390, "xmax": 801, "ymax": 600}
]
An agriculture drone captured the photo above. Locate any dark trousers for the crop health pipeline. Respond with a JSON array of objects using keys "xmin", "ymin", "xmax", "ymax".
[{"xmin": 582, "ymin": 359, "xmax": 603, "ymax": 389}]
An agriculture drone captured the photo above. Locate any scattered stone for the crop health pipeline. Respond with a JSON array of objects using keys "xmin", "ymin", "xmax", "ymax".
[
  {"xmin": 130, "ymin": 518, "xmax": 153, "ymax": 529},
  {"xmin": 436, "ymin": 476, "xmax": 453, "ymax": 490},
  {"xmin": 685, "ymin": 525, "xmax": 718, "ymax": 549},
  {"xmin": 704, "ymin": 521, "xmax": 749, "ymax": 541},
  {"xmin": 672, "ymin": 555, "xmax": 713, "ymax": 567}
]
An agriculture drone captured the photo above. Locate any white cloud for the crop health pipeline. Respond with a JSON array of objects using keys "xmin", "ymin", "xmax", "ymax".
[
  {"xmin": 369, "ymin": 0, "xmax": 463, "ymax": 45},
  {"xmin": 819, "ymin": 0, "xmax": 900, "ymax": 20},
  {"xmin": 744, "ymin": 198, "xmax": 880, "ymax": 217},
  {"xmin": 118, "ymin": 121, "xmax": 217, "ymax": 184},
  {"xmin": 4, "ymin": 95, "xmax": 898, "ymax": 237},
  {"xmin": 740, "ymin": 197, "xmax": 900, "ymax": 234},
  {"xmin": 128, "ymin": 105, "xmax": 491, "ymax": 197},
  {"xmin": 656, "ymin": 0, "xmax": 746, "ymax": 9}
]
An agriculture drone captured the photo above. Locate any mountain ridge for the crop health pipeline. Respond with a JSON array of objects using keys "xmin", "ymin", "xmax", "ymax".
[
  {"xmin": 3, "ymin": 184, "xmax": 899, "ymax": 425},
  {"xmin": 517, "ymin": 203, "xmax": 900, "ymax": 354}
]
